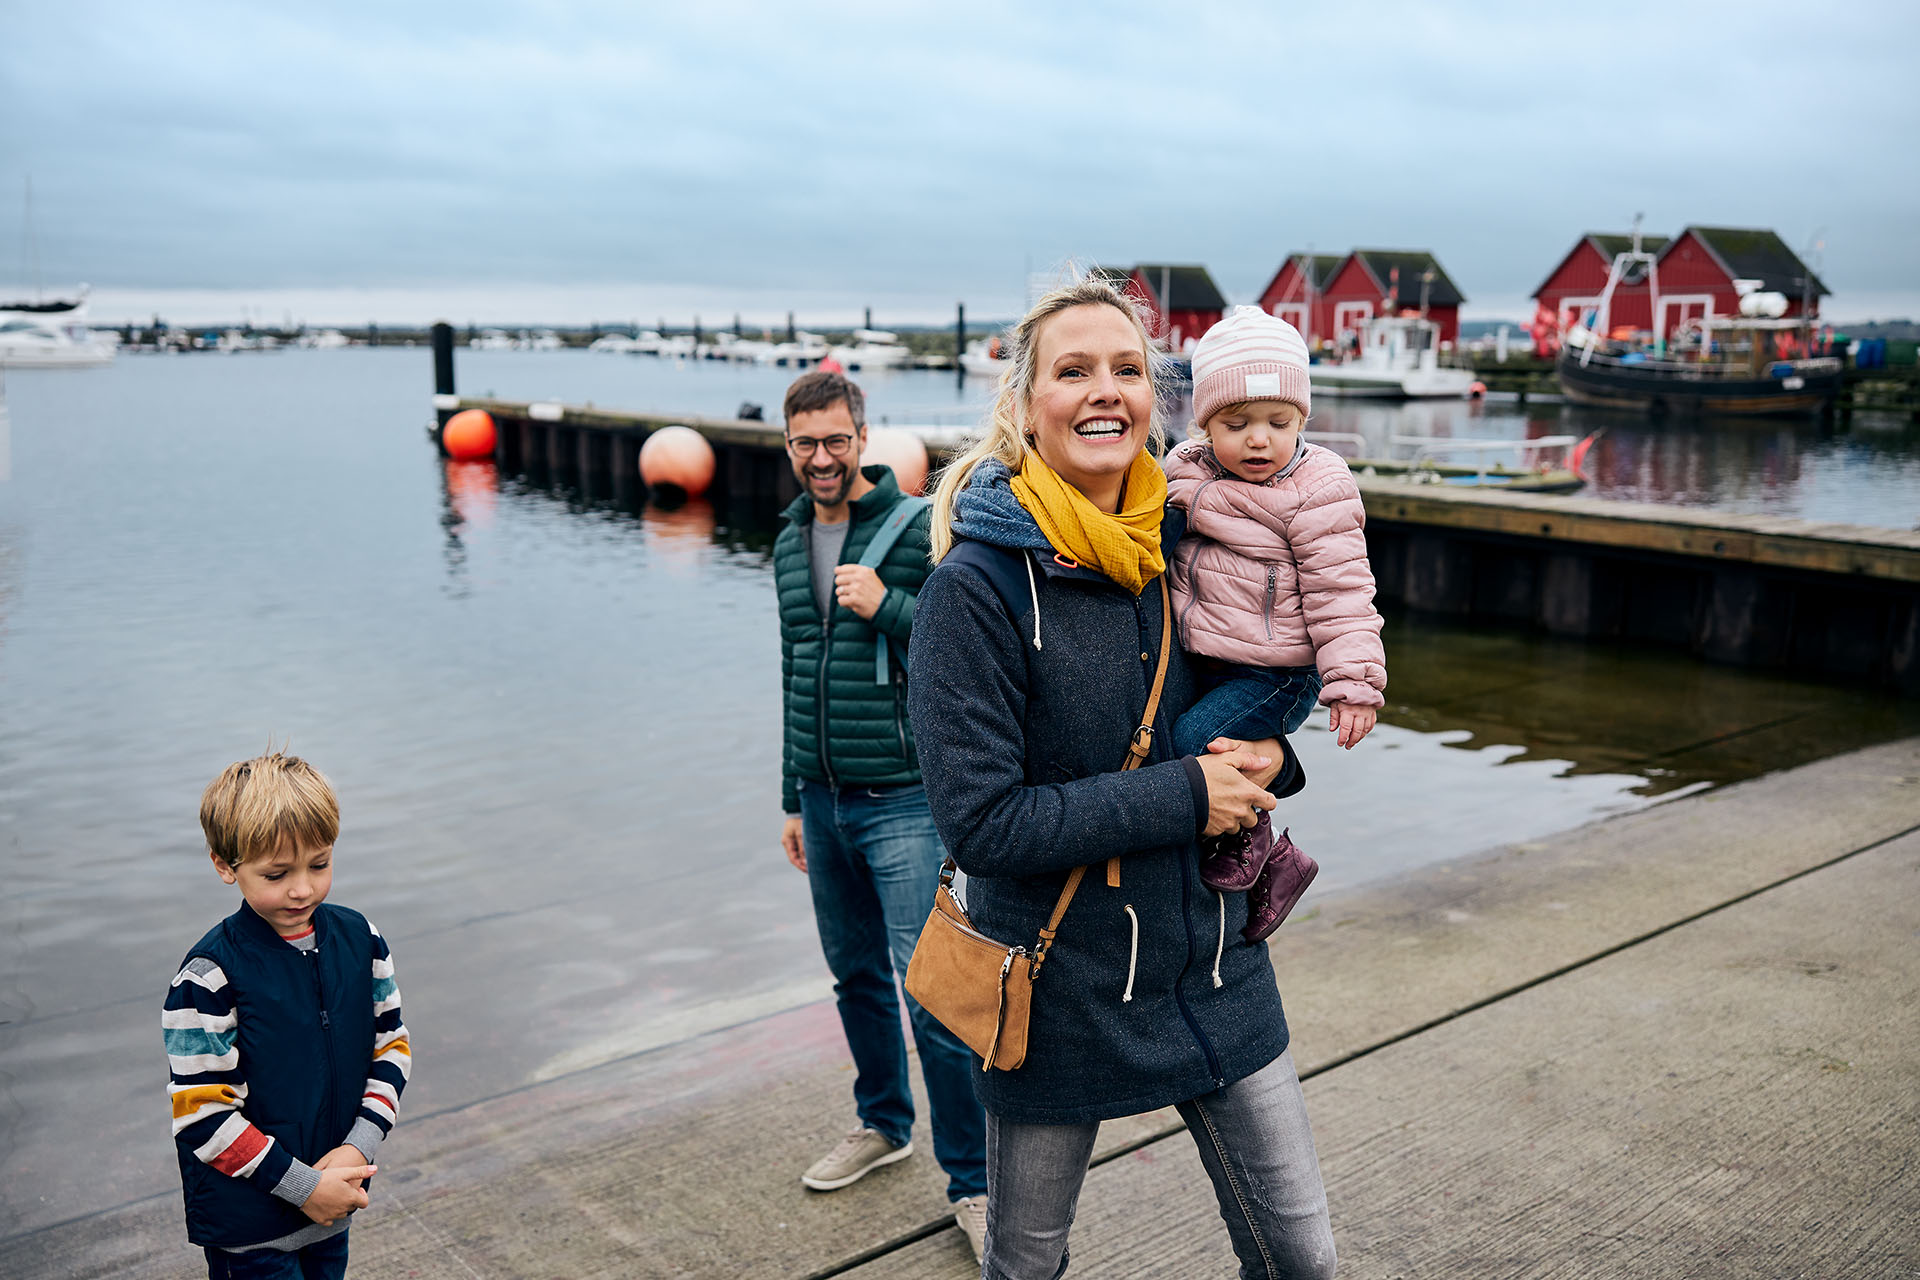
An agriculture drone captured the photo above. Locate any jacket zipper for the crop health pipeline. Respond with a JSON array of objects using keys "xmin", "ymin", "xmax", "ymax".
[
  {"xmin": 892, "ymin": 665, "xmax": 909, "ymax": 761},
  {"xmin": 1263, "ymin": 565, "xmax": 1277, "ymax": 641},
  {"xmin": 306, "ymin": 945, "xmax": 338, "ymax": 1119},
  {"xmin": 1174, "ymin": 852, "xmax": 1224, "ymax": 1086},
  {"xmin": 804, "ymin": 512, "xmax": 842, "ymax": 788}
]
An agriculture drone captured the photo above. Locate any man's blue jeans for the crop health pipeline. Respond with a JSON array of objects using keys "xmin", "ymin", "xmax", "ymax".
[{"xmin": 798, "ymin": 778, "xmax": 988, "ymax": 1200}]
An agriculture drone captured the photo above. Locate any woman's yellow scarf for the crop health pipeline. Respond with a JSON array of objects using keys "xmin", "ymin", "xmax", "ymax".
[{"xmin": 1011, "ymin": 449, "xmax": 1167, "ymax": 594}]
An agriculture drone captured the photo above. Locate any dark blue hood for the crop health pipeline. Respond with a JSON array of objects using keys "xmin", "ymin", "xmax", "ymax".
[{"xmin": 950, "ymin": 459, "xmax": 1055, "ymax": 553}]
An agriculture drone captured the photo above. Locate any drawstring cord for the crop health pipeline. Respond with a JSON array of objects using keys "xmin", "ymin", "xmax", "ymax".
[
  {"xmin": 1023, "ymin": 554, "xmax": 1043, "ymax": 650},
  {"xmin": 1121, "ymin": 904, "xmax": 1139, "ymax": 1003},
  {"xmin": 1211, "ymin": 892, "xmax": 1226, "ymax": 989}
]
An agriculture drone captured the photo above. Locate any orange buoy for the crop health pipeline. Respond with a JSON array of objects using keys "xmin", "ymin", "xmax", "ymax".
[
  {"xmin": 443, "ymin": 409, "xmax": 497, "ymax": 461},
  {"xmin": 861, "ymin": 426, "xmax": 930, "ymax": 496},
  {"xmin": 639, "ymin": 425, "xmax": 716, "ymax": 498},
  {"xmin": 1468, "ymin": 381, "xmax": 1487, "ymax": 399}
]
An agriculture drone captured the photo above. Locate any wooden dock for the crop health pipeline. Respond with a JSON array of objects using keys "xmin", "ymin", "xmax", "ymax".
[{"xmin": 450, "ymin": 394, "xmax": 1920, "ymax": 695}]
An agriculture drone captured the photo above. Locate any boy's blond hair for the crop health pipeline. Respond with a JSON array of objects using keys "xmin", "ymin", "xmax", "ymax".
[{"xmin": 200, "ymin": 751, "xmax": 339, "ymax": 866}]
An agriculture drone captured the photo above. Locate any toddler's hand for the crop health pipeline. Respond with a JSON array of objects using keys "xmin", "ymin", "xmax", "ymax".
[
  {"xmin": 1329, "ymin": 704, "xmax": 1377, "ymax": 749},
  {"xmin": 301, "ymin": 1163, "xmax": 374, "ymax": 1225}
]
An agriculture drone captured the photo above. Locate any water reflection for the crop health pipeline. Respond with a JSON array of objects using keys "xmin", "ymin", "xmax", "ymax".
[{"xmin": 438, "ymin": 459, "xmax": 500, "ymax": 597}]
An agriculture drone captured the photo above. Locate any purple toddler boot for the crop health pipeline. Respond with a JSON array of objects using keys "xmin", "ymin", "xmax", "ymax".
[
  {"xmin": 1242, "ymin": 827, "xmax": 1318, "ymax": 944},
  {"xmin": 1198, "ymin": 810, "xmax": 1276, "ymax": 892}
]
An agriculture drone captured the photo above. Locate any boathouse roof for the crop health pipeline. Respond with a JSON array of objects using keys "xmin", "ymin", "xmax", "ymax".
[
  {"xmin": 1283, "ymin": 253, "xmax": 1345, "ymax": 291},
  {"xmin": 1130, "ymin": 265, "xmax": 1228, "ymax": 311},
  {"xmin": 1681, "ymin": 227, "xmax": 1829, "ymax": 298},
  {"xmin": 1349, "ymin": 250, "xmax": 1466, "ymax": 307},
  {"xmin": 1530, "ymin": 232, "xmax": 1673, "ymax": 296}
]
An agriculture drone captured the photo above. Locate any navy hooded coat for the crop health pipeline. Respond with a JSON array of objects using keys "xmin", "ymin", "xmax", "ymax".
[{"xmin": 907, "ymin": 462, "xmax": 1300, "ymax": 1124}]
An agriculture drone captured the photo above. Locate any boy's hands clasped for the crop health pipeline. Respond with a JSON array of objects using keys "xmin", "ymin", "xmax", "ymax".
[{"xmin": 301, "ymin": 1153, "xmax": 375, "ymax": 1225}]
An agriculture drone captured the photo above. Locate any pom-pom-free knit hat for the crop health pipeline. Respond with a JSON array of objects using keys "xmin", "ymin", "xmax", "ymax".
[{"xmin": 1190, "ymin": 305, "xmax": 1311, "ymax": 431}]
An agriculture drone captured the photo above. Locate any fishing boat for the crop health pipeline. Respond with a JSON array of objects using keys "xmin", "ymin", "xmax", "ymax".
[
  {"xmin": 1555, "ymin": 235, "xmax": 1841, "ymax": 416},
  {"xmin": 0, "ymin": 293, "xmax": 116, "ymax": 368},
  {"xmin": 1308, "ymin": 315, "xmax": 1478, "ymax": 399}
]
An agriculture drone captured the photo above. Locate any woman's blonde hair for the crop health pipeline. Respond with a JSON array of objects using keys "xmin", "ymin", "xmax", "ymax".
[{"xmin": 928, "ymin": 274, "xmax": 1170, "ymax": 561}]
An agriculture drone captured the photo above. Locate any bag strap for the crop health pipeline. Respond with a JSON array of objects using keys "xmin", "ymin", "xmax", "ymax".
[{"xmin": 859, "ymin": 497, "xmax": 929, "ymax": 684}]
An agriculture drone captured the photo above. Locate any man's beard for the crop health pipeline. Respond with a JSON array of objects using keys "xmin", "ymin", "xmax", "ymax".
[{"xmin": 802, "ymin": 461, "xmax": 856, "ymax": 505}]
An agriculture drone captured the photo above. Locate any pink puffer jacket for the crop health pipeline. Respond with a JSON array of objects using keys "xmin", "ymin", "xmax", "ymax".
[{"xmin": 1164, "ymin": 439, "xmax": 1386, "ymax": 708}]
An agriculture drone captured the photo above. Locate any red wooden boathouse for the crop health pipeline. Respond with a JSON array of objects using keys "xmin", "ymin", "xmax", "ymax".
[
  {"xmin": 1533, "ymin": 226, "xmax": 1827, "ymax": 341},
  {"xmin": 1255, "ymin": 253, "xmax": 1344, "ymax": 348},
  {"xmin": 1120, "ymin": 264, "xmax": 1227, "ymax": 350}
]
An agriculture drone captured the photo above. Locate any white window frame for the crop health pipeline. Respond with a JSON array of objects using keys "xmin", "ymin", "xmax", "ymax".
[
  {"xmin": 1333, "ymin": 301, "xmax": 1372, "ymax": 339},
  {"xmin": 1272, "ymin": 303, "xmax": 1308, "ymax": 332}
]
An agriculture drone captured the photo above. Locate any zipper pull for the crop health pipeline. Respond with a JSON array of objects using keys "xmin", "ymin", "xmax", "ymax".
[{"xmin": 320, "ymin": 1010, "xmax": 330, "ymax": 1029}]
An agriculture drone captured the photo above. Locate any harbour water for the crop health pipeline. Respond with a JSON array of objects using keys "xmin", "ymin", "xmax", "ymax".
[{"xmin": 1, "ymin": 349, "xmax": 1916, "ymax": 1237}]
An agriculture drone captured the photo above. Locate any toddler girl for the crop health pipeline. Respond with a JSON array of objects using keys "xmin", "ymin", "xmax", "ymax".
[{"xmin": 1164, "ymin": 306, "xmax": 1387, "ymax": 941}]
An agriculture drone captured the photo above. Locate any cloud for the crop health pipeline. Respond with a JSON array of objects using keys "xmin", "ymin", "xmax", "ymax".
[{"xmin": 5, "ymin": 0, "xmax": 1916, "ymax": 319}]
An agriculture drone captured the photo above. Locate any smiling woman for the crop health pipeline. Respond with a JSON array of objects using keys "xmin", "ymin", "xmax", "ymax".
[{"xmin": 909, "ymin": 275, "xmax": 1338, "ymax": 1279}]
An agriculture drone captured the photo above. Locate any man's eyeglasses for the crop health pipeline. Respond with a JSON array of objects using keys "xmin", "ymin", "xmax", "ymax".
[{"xmin": 786, "ymin": 433, "xmax": 856, "ymax": 459}]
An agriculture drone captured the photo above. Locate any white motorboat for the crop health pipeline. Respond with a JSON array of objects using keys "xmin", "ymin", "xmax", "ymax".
[
  {"xmin": 0, "ymin": 294, "xmax": 116, "ymax": 368},
  {"xmin": 470, "ymin": 329, "xmax": 516, "ymax": 351},
  {"xmin": 830, "ymin": 329, "xmax": 911, "ymax": 372},
  {"xmin": 297, "ymin": 329, "xmax": 352, "ymax": 350},
  {"xmin": 760, "ymin": 332, "xmax": 829, "ymax": 368},
  {"xmin": 960, "ymin": 335, "xmax": 1010, "ymax": 378},
  {"xmin": 588, "ymin": 333, "xmax": 640, "ymax": 354},
  {"xmin": 1309, "ymin": 315, "xmax": 1476, "ymax": 399}
]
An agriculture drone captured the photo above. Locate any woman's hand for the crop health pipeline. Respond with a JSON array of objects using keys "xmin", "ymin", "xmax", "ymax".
[
  {"xmin": 1196, "ymin": 745, "xmax": 1277, "ymax": 838},
  {"xmin": 1213, "ymin": 736, "xmax": 1285, "ymax": 789}
]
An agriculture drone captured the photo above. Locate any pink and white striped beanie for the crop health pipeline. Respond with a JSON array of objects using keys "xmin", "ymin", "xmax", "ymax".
[{"xmin": 1190, "ymin": 305, "xmax": 1311, "ymax": 430}]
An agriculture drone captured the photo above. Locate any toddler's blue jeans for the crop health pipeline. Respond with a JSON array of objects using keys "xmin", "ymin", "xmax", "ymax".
[{"xmin": 1173, "ymin": 664, "xmax": 1322, "ymax": 759}]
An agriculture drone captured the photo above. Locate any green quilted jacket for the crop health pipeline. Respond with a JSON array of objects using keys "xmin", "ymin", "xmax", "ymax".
[{"xmin": 776, "ymin": 466, "xmax": 934, "ymax": 813}]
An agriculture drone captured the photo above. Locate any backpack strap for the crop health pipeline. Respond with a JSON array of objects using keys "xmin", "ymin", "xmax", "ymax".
[{"xmin": 860, "ymin": 497, "xmax": 930, "ymax": 684}]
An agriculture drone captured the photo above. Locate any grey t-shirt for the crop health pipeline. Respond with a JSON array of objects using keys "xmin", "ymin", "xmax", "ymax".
[{"xmin": 810, "ymin": 517, "xmax": 851, "ymax": 618}]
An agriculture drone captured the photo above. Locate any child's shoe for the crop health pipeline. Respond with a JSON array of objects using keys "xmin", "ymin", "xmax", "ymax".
[
  {"xmin": 1241, "ymin": 828, "xmax": 1318, "ymax": 944},
  {"xmin": 1198, "ymin": 810, "xmax": 1276, "ymax": 892}
]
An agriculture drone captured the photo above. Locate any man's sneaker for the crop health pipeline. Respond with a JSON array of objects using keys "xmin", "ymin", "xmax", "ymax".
[
  {"xmin": 953, "ymin": 1195, "xmax": 988, "ymax": 1262},
  {"xmin": 801, "ymin": 1127, "xmax": 912, "ymax": 1191}
]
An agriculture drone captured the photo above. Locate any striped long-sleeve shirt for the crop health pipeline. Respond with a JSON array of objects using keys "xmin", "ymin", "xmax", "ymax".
[{"xmin": 164, "ymin": 918, "xmax": 410, "ymax": 1240}]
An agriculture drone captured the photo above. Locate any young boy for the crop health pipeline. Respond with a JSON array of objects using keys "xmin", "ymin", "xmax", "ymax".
[{"xmin": 163, "ymin": 752, "xmax": 411, "ymax": 1279}]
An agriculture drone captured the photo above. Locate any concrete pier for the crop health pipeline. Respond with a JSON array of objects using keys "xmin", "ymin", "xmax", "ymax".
[{"xmin": 10, "ymin": 737, "xmax": 1917, "ymax": 1278}]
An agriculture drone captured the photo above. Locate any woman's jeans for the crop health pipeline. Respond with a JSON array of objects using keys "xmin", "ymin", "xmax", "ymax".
[
  {"xmin": 1173, "ymin": 664, "xmax": 1322, "ymax": 759},
  {"xmin": 982, "ymin": 1050, "xmax": 1335, "ymax": 1280},
  {"xmin": 798, "ymin": 778, "xmax": 989, "ymax": 1200}
]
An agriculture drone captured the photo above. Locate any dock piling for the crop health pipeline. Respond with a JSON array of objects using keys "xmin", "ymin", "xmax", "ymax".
[{"xmin": 430, "ymin": 321, "xmax": 457, "ymax": 456}]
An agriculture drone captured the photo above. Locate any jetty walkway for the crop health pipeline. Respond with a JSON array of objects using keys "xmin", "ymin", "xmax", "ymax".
[{"xmin": 11, "ymin": 738, "xmax": 1917, "ymax": 1278}]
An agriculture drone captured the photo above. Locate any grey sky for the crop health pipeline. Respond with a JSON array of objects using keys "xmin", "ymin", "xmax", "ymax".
[{"xmin": 5, "ymin": 1, "xmax": 1917, "ymax": 324}]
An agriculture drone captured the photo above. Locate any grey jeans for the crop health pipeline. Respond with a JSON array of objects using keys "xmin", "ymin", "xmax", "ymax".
[{"xmin": 982, "ymin": 1050, "xmax": 1336, "ymax": 1280}]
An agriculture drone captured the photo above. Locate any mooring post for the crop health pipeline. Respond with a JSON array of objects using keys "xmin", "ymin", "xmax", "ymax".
[
  {"xmin": 430, "ymin": 321, "xmax": 456, "ymax": 456},
  {"xmin": 955, "ymin": 302, "xmax": 965, "ymax": 380}
]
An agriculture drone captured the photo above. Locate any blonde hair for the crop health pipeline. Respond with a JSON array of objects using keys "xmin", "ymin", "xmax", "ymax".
[
  {"xmin": 200, "ymin": 751, "xmax": 340, "ymax": 866},
  {"xmin": 929, "ymin": 274, "xmax": 1170, "ymax": 561}
]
